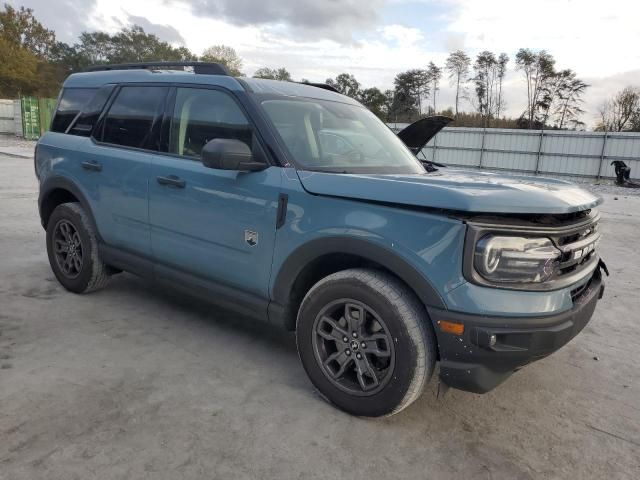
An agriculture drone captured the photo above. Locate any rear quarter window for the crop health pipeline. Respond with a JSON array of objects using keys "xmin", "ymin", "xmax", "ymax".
[
  {"xmin": 67, "ymin": 85, "xmax": 115, "ymax": 137},
  {"xmin": 50, "ymin": 88, "xmax": 97, "ymax": 133}
]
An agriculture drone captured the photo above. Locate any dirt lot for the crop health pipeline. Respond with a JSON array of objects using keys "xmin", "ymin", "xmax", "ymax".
[{"xmin": 1, "ymin": 152, "xmax": 639, "ymax": 480}]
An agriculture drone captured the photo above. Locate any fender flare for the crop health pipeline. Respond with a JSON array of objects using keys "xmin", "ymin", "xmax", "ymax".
[
  {"xmin": 271, "ymin": 236, "xmax": 447, "ymax": 312},
  {"xmin": 38, "ymin": 176, "xmax": 101, "ymax": 239}
]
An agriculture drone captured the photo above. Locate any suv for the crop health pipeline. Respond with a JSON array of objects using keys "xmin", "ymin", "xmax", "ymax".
[{"xmin": 36, "ymin": 62, "xmax": 606, "ymax": 417}]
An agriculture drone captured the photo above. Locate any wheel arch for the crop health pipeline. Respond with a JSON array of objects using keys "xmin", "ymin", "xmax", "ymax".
[
  {"xmin": 270, "ymin": 237, "xmax": 446, "ymax": 331},
  {"xmin": 39, "ymin": 176, "xmax": 100, "ymax": 239}
]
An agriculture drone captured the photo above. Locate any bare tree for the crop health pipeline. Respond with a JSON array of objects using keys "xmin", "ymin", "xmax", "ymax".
[
  {"xmin": 473, "ymin": 51, "xmax": 499, "ymax": 126},
  {"xmin": 426, "ymin": 61, "xmax": 442, "ymax": 114},
  {"xmin": 598, "ymin": 87, "xmax": 640, "ymax": 132},
  {"xmin": 445, "ymin": 50, "xmax": 471, "ymax": 119},
  {"xmin": 495, "ymin": 53, "xmax": 509, "ymax": 118},
  {"xmin": 515, "ymin": 48, "xmax": 556, "ymax": 128},
  {"xmin": 554, "ymin": 71, "xmax": 588, "ymax": 129}
]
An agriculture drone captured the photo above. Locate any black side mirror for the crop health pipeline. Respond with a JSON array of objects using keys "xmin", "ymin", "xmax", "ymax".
[{"xmin": 201, "ymin": 138, "xmax": 267, "ymax": 172}]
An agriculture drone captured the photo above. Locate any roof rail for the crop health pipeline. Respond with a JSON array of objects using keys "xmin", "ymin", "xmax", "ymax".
[
  {"xmin": 300, "ymin": 82, "xmax": 340, "ymax": 93},
  {"xmin": 84, "ymin": 62, "xmax": 230, "ymax": 75}
]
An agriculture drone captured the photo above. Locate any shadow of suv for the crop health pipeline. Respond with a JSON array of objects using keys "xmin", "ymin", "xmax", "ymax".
[{"xmin": 35, "ymin": 62, "xmax": 607, "ymax": 417}]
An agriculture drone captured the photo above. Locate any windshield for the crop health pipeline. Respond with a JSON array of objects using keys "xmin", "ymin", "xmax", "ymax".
[{"xmin": 260, "ymin": 97, "xmax": 425, "ymax": 174}]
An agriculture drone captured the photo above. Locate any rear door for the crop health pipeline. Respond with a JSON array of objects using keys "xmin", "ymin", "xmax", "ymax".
[
  {"xmin": 80, "ymin": 84, "xmax": 169, "ymax": 256},
  {"xmin": 148, "ymin": 86, "xmax": 281, "ymax": 301}
]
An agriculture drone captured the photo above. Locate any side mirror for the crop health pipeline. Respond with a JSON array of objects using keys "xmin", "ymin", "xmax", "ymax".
[{"xmin": 201, "ymin": 138, "xmax": 267, "ymax": 172}]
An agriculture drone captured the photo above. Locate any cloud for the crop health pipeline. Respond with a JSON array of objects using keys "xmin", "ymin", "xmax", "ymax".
[
  {"xmin": 186, "ymin": 0, "xmax": 385, "ymax": 42},
  {"xmin": 6, "ymin": 0, "xmax": 97, "ymax": 43},
  {"xmin": 126, "ymin": 15, "xmax": 186, "ymax": 45},
  {"xmin": 381, "ymin": 25, "xmax": 424, "ymax": 46}
]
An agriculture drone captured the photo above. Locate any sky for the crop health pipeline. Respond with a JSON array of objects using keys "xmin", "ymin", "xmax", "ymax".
[{"xmin": 9, "ymin": 0, "xmax": 640, "ymax": 128}]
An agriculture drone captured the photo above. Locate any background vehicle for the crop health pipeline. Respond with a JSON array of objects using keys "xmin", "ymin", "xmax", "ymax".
[{"xmin": 35, "ymin": 62, "xmax": 606, "ymax": 417}]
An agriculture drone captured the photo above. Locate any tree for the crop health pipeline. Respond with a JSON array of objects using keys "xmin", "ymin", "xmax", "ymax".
[
  {"xmin": 597, "ymin": 87, "xmax": 640, "ymax": 132},
  {"xmin": 253, "ymin": 67, "xmax": 292, "ymax": 81},
  {"xmin": 200, "ymin": 45, "xmax": 243, "ymax": 76},
  {"xmin": 496, "ymin": 53, "xmax": 509, "ymax": 118},
  {"xmin": 445, "ymin": 50, "xmax": 471, "ymax": 118},
  {"xmin": 515, "ymin": 48, "xmax": 556, "ymax": 128},
  {"xmin": 325, "ymin": 73, "xmax": 361, "ymax": 98},
  {"xmin": 392, "ymin": 69, "xmax": 429, "ymax": 119},
  {"xmin": 554, "ymin": 71, "xmax": 588, "ymax": 129},
  {"xmin": 426, "ymin": 61, "xmax": 442, "ymax": 114},
  {"xmin": 359, "ymin": 87, "xmax": 387, "ymax": 119},
  {"xmin": 473, "ymin": 51, "xmax": 497, "ymax": 125},
  {"xmin": 382, "ymin": 89, "xmax": 395, "ymax": 122},
  {"xmin": 0, "ymin": 4, "xmax": 56, "ymax": 58},
  {"xmin": 0, "ymin": 36, "xmax": 39, "ymax": 96},
  {"xmin": 0, "ymin": 4, "xmax": 61, "ymax": 96},
  {"xmin": 68, "ymin": 27, "xmax": 196, "ymax": 69}
]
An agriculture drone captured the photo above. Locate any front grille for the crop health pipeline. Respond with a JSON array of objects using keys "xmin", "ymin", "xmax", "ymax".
[
  {"xmin": 570, "ymin": 277, "xmax": 591, "ymax": 301},
  {"xmin": 553, "ymin": 219, "xmax": 600, "ymax": 278}
]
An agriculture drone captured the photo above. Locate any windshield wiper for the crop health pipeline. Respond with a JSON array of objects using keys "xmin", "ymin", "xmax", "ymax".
[{"xmin": 419, "ymin": 159, "xmax": 446, "ymax": 173}]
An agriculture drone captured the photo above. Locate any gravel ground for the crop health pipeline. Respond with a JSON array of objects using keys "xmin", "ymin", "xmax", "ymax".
[{"xmin": 1, "ymin": 153, "xmax": 640, "ymax": 480}]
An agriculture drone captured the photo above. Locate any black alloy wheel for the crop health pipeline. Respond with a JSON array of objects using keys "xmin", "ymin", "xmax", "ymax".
[
  {"xmin": 52, "ymin": 219, "xmax": 84, "ymax": 279},
  {"xmin": 312, "ymin": 299, "xmax": 395, "ymax": 396}
]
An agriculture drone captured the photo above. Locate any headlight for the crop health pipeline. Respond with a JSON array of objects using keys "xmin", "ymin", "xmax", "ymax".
[{"xmin": 474, "ymin": 236, "xmax": 561, "ymax": 283}]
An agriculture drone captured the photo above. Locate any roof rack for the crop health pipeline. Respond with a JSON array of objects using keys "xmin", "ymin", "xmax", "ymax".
[{"xmin": 84, "ymin": 61, "xmax": 230, "ymax": 75}]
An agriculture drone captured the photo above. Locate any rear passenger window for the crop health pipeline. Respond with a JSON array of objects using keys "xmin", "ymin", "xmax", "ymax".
[
  {"xmin": 51, "ymin": 88, "xmax": 97, "ymax": 133},
  {"xmin": 102, "ymin": 86, "xmax": 168, "ymax": 150},
  {"xmin": 169, "ymin": 88, "xmax": 252, "ymax": 158},
  {"xmin": 67, "ymin": 85, "xmax": 115, "ymax": 137}
]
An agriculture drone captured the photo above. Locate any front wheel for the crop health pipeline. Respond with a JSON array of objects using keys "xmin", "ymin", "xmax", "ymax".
[{"xmin": 296, "ymin": 268, "xmax": 436, "ymax": 417}]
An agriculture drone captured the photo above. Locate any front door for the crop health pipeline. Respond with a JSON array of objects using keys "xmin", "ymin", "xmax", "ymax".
[{"xmin": 149, "ymin": 86, "xmax": 281, "ymax": 301}]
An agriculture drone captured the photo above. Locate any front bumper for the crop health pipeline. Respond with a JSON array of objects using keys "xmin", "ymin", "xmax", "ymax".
[{"xmin": 428, "ymin": 270, "xmax": 604, "ymax": 394}]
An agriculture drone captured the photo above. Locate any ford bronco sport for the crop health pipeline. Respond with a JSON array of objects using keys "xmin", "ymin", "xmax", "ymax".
[{"xmin": 35, "ymin": 62, "xmax": 606, "ymax": 417}]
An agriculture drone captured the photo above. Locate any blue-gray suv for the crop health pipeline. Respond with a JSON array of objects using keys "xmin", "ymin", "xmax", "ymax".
[{"xmin": 35, "ymin": 62, "xmax": 607, "ymax": 416}]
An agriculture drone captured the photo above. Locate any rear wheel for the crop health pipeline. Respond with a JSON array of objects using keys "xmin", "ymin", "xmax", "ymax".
[
  {"xmin": 46, "ymin": 202, "xmax": 110, "ymax": 293},
  {"xmin": 296, "ymin": 268, "xmax": 436, "ymax": 417}
]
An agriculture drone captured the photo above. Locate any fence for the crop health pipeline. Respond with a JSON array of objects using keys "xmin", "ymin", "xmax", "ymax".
[
  {"xmin": 0, "ymin": 99, "xmax": 16, "ymax": 135},
  {"xmin": 0, "ymin": 97, "xmax": 57, "ymax": 139},
  {"xmin": 388, "ymin": 124, "xmax": 640, "ymax": 181}
]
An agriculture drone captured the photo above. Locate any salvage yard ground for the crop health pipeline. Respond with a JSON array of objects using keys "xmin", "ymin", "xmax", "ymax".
[{"xmin": 0, "ymin": 145, "xmax": 639, "ymax": 479}]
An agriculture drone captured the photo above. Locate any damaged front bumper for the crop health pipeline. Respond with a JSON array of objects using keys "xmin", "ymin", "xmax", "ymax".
[{"xmin": 428, "ymin": 269, "xmax": 605, "ymax": 394}]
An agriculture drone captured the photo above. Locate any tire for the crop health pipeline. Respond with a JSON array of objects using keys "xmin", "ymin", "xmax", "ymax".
[
  {"xmin": 296, "ymin": 268, "xmax": 436, "ymax": 417},
  {"xmin": 46, "ymin": 202, "xmax": 110, "ymax": 294}
]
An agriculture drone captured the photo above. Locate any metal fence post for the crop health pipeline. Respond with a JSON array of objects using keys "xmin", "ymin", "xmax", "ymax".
[
  {"xmin": 432, "ymin": 132, "xmax": 438, "ymax": 163},
  {"xmin": 534, "ymin": 129, "xmax": 544, "ymax": 174},
  {"xmin": 596, "ymin": 131, "xmax": 608, "ymax": 179},
  {"xmin": 478, "ymin": 127, "xmax": 486, "ymax": 168}
]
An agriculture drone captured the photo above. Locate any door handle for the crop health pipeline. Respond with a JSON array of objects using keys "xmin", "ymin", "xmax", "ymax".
[
  {"xmin": 81, "ymin": 161, "xmax": 102, "ymax": 172},
  {"xmin": 157, "ymin": 175, "xmax": 186, "ymax": 188}
]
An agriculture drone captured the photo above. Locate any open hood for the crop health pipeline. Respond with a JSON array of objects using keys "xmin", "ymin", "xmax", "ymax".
[
  {"xmin": 396, "ymin": 116, "xmax": 454, "ymax": 154},
  {"xmin": 297, "ymin": 169, "xmax": 603, "ymax": 215}
]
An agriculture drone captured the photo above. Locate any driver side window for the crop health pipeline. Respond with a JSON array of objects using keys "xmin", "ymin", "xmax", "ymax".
[{"xmin": 169, "ymin": 88, "xmax": 252, "ymax": 158}]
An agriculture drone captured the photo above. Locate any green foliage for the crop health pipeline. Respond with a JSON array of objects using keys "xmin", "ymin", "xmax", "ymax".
[
  {"xmin": 325, "ymin": 73, "xmax": 361, "ymax": 98},
  {"xmin": 0, "ymin": 3, "xmax": 57, "ymax": 96},
  {"xmin": 200, "ymin": 45, "xmax": 243, "ymax": 76},
  {"xmin": 253, "ymin": 67, "xmax": 292, "ymax": 81},
  {"xmin": 390, "ymin": 69, "xmax": 429, "ymax": 121},
  {"xmin": 0, "ymin": 4, "xmax": 55, "ymax": 58},
  {"xmin": 0, "ymin": 4, "xmax": 595, "ymax": 130},
  {"xmin": 0, "ymin": 36, "xmax": 38, "ymax": 96},
  {"xmin": 359, "ymin": 87, "xmax": 387, "ymax": 119}
]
